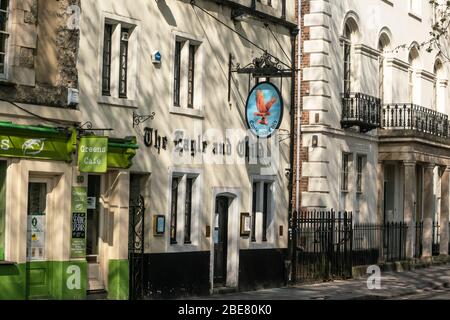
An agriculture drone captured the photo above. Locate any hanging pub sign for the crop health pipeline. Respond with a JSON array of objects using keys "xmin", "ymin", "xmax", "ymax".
[
  {"xmin": 245, "ymin": 82, "xmax": 283, "ymax": 138},
  {"xmin": 78, "ymin": 136, "xmax": 108, "ymax": 173}
]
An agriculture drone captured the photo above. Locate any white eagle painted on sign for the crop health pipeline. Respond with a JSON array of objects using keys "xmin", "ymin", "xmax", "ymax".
[{"xmin": 22, "ymin": 139, "xmax": 46, "ymax": 156}]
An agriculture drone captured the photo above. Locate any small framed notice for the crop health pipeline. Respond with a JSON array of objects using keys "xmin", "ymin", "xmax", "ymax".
[
  {"xmin": 153, "ymin": 215, "xmax": 165, "ymax": 236},
  {"xmin": 240, "ymin": 212, "xmax": 251, "ymax": 237}
]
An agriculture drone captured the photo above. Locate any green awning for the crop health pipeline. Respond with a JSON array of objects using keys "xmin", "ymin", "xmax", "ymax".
[
  {"xmin": 107, "ymin": 137, "xmax": 139, "ymax": 169},
  {"xmin": 0, "ymin": 121, "xmax": 76, "ymax": 162}
]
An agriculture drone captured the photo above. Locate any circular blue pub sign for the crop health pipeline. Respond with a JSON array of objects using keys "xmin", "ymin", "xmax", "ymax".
[{"xmin": 245, "ymin": 82, "xmax": 284, "ymax": 138}]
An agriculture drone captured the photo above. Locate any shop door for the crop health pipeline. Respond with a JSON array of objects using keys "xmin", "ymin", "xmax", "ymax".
[
  {"xmin": 86, "ymin": 175, "xmax": 103, "ymax": 291},
  {"xmin": 214, "ymin": 196, "xmax": 229, "ymax": 287},
  {"xmin": 26, "ymin": 179, "xmax": 51, "ymax": 299}
]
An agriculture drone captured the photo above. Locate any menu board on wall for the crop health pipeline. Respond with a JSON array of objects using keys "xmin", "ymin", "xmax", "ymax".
[{"xmin": 71, "ymin": 187, "xmax": 87, "ymax": 259}]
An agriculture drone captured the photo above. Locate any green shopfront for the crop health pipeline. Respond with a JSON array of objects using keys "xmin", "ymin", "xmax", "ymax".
[{"xmin": 0, "ymin": 122, "xmax": 138, "ymax": 300}]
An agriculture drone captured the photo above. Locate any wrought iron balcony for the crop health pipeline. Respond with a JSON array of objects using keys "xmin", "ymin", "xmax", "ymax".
[
  {"xmin": 382, "ymin": 104, "xmax": 449, "ymax": 138},
  {"xmin": 341, "ymin": 92, "xmax": 382, "ymax": 133}
]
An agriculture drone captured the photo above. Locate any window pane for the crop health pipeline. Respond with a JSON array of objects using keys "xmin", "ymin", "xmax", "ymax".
[
  {"xmin": 170, "ymin": 177, "xmax": 179, "ymax": 244},
  {"xmin": 184, "ymin": 177, "xmax": 194, "ymax": 244},
  {"xmin": 343, "ymin": 43, "xmax": 351, "ymax": 95},
  {"xmin": 102, "ymin": 24, "xmax": 113, "ymax": 96},
  {"xmin": 187, "ymin": 44, "xmax": 196, "ymax": 108},
  {"xmin": 173, "ymin": 41, "xmax": 182, "ymax": 107},
  {"xmin": 0, "ymin": 11, "xmax": 7, "ymax": 32},
  {"xmin": 251, "ymin": 182, "xmax": 257, "ymax": 242},
  {"xmin": 342, "ymin": 154, "xmax": 349, "ymax": 191},
  {"xmin": 119, "ymin": 27, "xmax": 129, "ymax": 99},
  {"xmin": 0, "ymin": 0, "xmax": 8, "ymax": 12},
  {"xmin": 357, "ymin": 156, "xmax": 363, "ymax": 193},
  {"xmin": 262, "ymin": 183, "xmax": 269, "ymax": 242}
]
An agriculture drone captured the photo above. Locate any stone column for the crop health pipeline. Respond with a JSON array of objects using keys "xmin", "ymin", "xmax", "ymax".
[
  {"xmin": 377, "ymin": 161, "xmax": 384, "ymax": 225},
  {"xmin": 403, "ymin": 161, "xmax": 416, "ymax": 259},
  {"xmin": 440, "ymin": 167, "xmax": 450, "ymax": 255},
  {"xmin": 423, "ymin": 164, "xmax": 435, "ymax": 258}
]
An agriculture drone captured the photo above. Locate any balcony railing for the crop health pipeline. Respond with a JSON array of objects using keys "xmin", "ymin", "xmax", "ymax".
[
  {"xmin": 341, "ymin": 92, "xmax": 382, "ymax": 133},
  {"xmin": 382, "ymin": 104, "xmax": 449, "ymax": 138}
]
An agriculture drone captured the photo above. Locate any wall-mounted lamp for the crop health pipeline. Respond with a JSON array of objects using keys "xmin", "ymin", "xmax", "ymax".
[{"xmin": 312, "ymin": 135, "xmax": 318, "ymax": 148}]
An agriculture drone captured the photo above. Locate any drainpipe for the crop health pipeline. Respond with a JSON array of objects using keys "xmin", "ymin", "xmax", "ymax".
[{"xmin": 295, "ymin": 0, "xmax": 302, "ymax": 214}]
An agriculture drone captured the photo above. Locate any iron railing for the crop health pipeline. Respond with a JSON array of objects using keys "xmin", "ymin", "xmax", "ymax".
[
  {"xmin": 382, "ymin": 104, "xmax": 449, "ymax": 138},
  {"xmin": 294, "ymin": 210, "xmax": 353, "ymax": 283},
  {"xmin": 432, "ymin": 222, "xmax": 440, "ymax": 256},
  {"xmin": 352, "ymin": 222, "xmax": 407, "ymax": 265},
  {"xmin": 414, "ymin": 222, "xmax": 424, "ymax": 259},
  {"xmin": 341, "ymin": 92, "xmax": 382, "ymax": 133}
]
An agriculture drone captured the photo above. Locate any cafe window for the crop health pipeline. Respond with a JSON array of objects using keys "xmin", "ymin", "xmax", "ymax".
[
  {"xmin": 0, "ymin": 0, "xmax": 9, "ymax": 77},
  {"xmin": 100, "ymin": 17, "xmax": 137, "ymax": 101},
  {"xmin": 251, "ymin": 179, "xmax": 273, "ymax": 243},
  {"xmin": 119, "ymin": 27, "xmax": 129, "ymax": 98},
  {"xmin": 0, "ymin": 161, "xmax": 6, "ymax": 260},
  {"xmin": 102, "ymin": 24, "xmax": 113, "ymax": 96}
]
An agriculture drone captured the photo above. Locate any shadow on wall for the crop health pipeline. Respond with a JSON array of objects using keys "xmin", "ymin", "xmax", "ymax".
[{"xmin": 156, "ymin": 0, "xmax": 177, "ymax": 27}]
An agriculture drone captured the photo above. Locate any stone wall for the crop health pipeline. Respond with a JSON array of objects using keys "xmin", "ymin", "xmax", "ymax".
[{"xmin": 0, "ymin": 0, "xmax": 80, "ymax": 108}]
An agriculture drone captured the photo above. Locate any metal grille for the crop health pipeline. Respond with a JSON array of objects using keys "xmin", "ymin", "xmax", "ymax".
[
  {"xmin": 129, "ymin": 195, "xmax": 145, "ymax": 300},
  {"xmin": 292, "ymin": 210, "xmax": 353, "ymax": 283}
]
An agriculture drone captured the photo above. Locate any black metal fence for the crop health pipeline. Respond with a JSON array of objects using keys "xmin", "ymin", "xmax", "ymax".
[
  {"xmin": 432, "ymin": 222, "xmax": 440, "ymax": 256},
  {"xmin": 352, "ymin": 222, "xmax": 407, "ymax": 265},
  {"xmin": 382, "ymin": 104, "xmax": 449, "ymax": 138},
  {"xmin": 293, "ymin": 210, "xmax": 353, "ymax": 283},
  {"xmin": 415, "ymin": 222, "xmax": 423, "ymax": 259}
]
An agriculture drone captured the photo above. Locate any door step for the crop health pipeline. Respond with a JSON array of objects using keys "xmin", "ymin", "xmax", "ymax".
[
  {"xmin": 88, "ymin": 262, "xmax": 104, "ymax": 291},
  {"xmin": 88, "ymin": 279, "xmax": 105, "ymax": 291},
  {"xmin": 213, "ymin": 287, "xmax": 238, "ymax": 295}
]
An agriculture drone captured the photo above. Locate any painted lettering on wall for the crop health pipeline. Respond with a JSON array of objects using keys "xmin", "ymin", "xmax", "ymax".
[{"xmin": 66, "ymin": 265, "xmax": 81, "ymax": 290}]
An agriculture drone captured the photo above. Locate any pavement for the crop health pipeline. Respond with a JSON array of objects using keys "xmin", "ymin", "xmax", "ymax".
[{"xmin": 189, "ymin": 264, "xmax": 450, "ymax": 300}]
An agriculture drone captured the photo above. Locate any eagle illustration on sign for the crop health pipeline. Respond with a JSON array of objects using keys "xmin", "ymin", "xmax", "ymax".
[{"xmin": 245, "ymin": 82, "xmax": 283, "ymax": 138}]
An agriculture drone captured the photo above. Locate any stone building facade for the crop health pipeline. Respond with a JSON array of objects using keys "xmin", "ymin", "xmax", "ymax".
[
  {"xmin": 298, "ymin": 0, "xmax": 450, "ymax": 260},
  {"xmin": 0, "ymin": 0, "xmax": 297, "ymax": 300}
]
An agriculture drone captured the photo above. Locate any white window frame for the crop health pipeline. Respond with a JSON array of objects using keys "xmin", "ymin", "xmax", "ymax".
[
  {"xmin": 98, "ymin": 12, "xmax": 140, "ymax": 108},
  {"xmin": 170, "ymin": 30, "xmax": 205, "ymax": 119},
  {"xmin": 166, "ymin": 168, "xmax": 202, "ymax": 252},
  {"xmin": 249, "ymin": 175, "xmax": 276, "ymax": 247}
]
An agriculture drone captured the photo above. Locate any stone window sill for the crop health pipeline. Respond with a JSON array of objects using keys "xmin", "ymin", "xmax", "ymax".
[
  {"xmin": 98, "ymin": 95, "xmax": 138, "ymax": 109},
  {"xmin": 170, "ymin": 106, "xmax": 205, "ymax": 119}
]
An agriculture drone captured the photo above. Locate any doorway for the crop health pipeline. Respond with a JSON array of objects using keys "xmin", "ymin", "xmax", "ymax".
[
  {"xmin": 26, "ymin": 178, "xmax": 52, "ymax": 299},
  {"xmin": 214, "ymin": 196, "xmax": 229, "ymax": 287},
  {"xmin": 86, "ymin": 175, "xmax": 103, "ymax": 291}
]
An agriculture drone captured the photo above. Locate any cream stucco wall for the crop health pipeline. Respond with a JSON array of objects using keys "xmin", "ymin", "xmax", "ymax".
[{"xmin": 77, "ymin": 0, "xmax": 293, "ymax": 256}]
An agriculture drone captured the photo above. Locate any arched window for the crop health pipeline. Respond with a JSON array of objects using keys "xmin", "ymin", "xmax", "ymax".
[
  {"xmin": 342, "ymin": 18, "xmax": 358, "ymax": 96},
  {"xmin": 378, "ymin": 32, "xmax": 391, "ymax": 103},
  {"xmin": 408, "ymin": 46, "xmax": 420, "ymax": 104}
]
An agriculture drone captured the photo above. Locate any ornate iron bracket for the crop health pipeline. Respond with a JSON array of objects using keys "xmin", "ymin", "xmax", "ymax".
[
  {"xmin": 78, "ymin": 122, "xmax": 113, "ymax": 133},
  {"xmin": 133, "ymin": 111, "xmax": 156, "ymax": 128}
]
